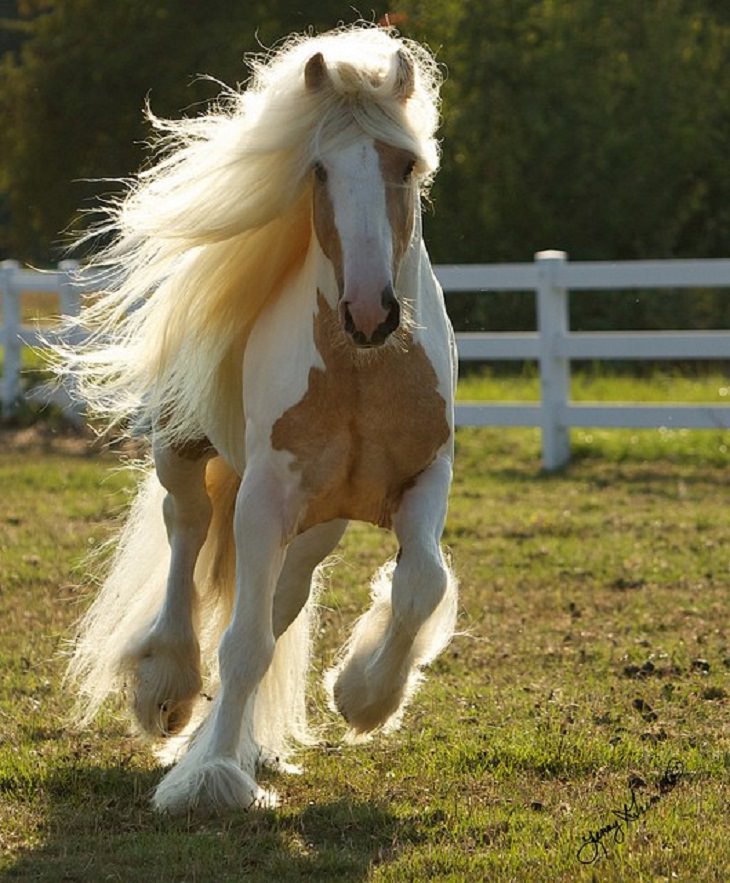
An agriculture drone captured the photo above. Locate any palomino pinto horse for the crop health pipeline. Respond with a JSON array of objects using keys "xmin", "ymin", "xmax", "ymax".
[{"xmin": 62, "ymin": 27, "xmax": 457, "ymax": 813}]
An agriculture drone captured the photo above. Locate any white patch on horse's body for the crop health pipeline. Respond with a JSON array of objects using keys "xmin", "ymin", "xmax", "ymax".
[{"xmin": 61, "ymin": 26, "xmax": 458, "ymax": 815}]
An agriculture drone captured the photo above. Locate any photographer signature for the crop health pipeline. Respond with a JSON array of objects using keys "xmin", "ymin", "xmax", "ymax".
[{"xmin": 576, "ymin": 759, "xmax": 685, "ymax": 865}]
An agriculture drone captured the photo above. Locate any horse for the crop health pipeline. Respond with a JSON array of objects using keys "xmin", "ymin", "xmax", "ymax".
[{"xmin": 59, "ymin": 25, "xmax": 458, "ymax": 814}]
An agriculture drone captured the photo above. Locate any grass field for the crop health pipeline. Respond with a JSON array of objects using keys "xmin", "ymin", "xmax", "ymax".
[{"xmin": 0, "ymin": 372, "xmax": 728, "ymax": 881}]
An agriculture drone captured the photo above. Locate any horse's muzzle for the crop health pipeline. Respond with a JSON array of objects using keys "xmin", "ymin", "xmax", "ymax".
[{"xmin": 340, "ymin": 284, "xmax": 401, "ymax": 348}]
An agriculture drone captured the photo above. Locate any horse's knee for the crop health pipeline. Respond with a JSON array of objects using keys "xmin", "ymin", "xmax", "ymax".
[
  {"xmin": 271, "ymin": 520, "xmax": 346, "ymax": 638},
  {"xmin": 162, "ymin": 489, "xmax": 212, "ymax": 545},
  {"xmin": 155, "ymin": 442, "xmax": 213, "ymax": 543},
  {"xmin": 218, "ymin": 624, "xmax": 275, "ymax": 688}
]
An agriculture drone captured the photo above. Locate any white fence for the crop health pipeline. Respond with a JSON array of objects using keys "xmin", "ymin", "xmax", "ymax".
[
  {"xmin": 2, "ymin": 251, "xmax": 729, "ymax": 469},
  {"xmin": 443, "ymin": 250, "xmax": 730, "ymax": 468}
]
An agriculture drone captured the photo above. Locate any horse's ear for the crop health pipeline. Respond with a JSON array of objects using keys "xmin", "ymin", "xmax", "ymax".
[
  {"xmin": 393, "ymin": 48, "xmax": 415, "ymax": 102},
  {"xmin": 305, "ymin": 52, "xmax": 328, "ymax": 91}
]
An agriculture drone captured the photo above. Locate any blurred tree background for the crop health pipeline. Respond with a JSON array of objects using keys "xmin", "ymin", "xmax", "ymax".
[{"xmin": 1, "ymin": 0, "xmax": 729, "ymax": 333}]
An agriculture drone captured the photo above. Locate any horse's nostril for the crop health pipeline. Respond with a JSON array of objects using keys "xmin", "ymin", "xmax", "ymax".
[
  {"xmin": 381, "ymin": 283, "xmax": 397, "ymax": 310},
  {"xmin": 371, "ymin": 299, "xmax": 400, "ymax": 346},
  {"xmin": 386, "ymin": 297, "xmax": 400, "ymax": 330},
  {"xmin": 386, "ymin": 297, "xmax": 401, "ymax": 332}
]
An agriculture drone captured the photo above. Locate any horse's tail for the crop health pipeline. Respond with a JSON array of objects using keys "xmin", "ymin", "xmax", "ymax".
[
  {"xmin": 67, "ymin": 456, "xmax": 316, "ymax": 764},
  {"xmin": 66, "ymin": 466, "xmax": 172, "ymax": 726}
]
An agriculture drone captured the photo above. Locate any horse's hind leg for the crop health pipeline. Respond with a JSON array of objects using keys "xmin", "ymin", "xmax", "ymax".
[
  {"xmin": 125, "ymin": 439, "xmax": 213, "ymax": 737},
  {"xmin": 272, "ymin": 519, "xmax": 347, "ymax": 638},
  {"xmin": 253, "ymin": 519, "xmax": 347, "ymax": 771},
  {"xmin": 332, "ymin": 456, "xmax": 457, "ymax": 734}
]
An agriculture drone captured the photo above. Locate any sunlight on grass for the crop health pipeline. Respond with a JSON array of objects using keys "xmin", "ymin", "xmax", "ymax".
[{"xmin": 457, "ymin": 365, "xmax": 730, "ymax": 404}]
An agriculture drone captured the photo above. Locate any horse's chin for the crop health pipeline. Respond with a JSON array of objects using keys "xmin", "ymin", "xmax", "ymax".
[
  {"xmin": 349, "ymin": 337, "xmax": 388, "ymax": 350},
  {"xmin": 345, "ymin": 334, "xmax": 398, "ymax": 355}
]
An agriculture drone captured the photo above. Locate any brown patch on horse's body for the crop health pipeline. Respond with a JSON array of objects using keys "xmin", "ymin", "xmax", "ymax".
[
  {"xmin": 312, "ymin": 173, "xmax": 343, "ymax": 291},
  {"xmin": 271, "ymin": 293, "xmax": 449, "ymax": 533},
  {"xmin": 375, "ymin": 140, "xmax": 417, "ymax": 266}
]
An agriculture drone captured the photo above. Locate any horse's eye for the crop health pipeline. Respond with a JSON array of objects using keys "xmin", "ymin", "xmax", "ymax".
[
  {"xmin": 403, "ymin": 159, "xmax": 416, "ymax": 181},
  {"xmin": 314, "ymin": 161, "xmax": 328, "ymax": 183}
]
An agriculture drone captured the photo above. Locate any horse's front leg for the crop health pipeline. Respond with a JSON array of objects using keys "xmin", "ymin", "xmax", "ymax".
[
  {"xmin": 124, "ymin": 440, "xmax": 212, "ymax": 737},
  {"xmin": 332, "ymin": 455, "xmax": 457, "ymax": 734},
  {"xmin": 153, "ymin": 461, "xmax": 288, "ymax": 813}
]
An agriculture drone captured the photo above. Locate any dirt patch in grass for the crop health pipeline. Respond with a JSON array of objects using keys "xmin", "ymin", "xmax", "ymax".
[{"xmin": 0, "ymin": 424, "xmax": 147, "ymax": 459}]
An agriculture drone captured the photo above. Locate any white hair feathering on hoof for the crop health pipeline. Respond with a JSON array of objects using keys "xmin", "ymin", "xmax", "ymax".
[{"xmin": 59, "ymin": 23, "xmax": 458, "ymax": 814}]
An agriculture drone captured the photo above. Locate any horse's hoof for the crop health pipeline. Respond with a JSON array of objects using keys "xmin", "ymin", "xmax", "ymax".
[
  {"xmin": 333, "ymin": 663, "xmax": 404, "ymax": 734},
  {"xmin": 124, "ymin": 638, "xmax": 202, "ymax": 737},
  {"xmin": 155, "ymin": 696, "xmax": 198, "ymax": 736},
  {"xmin": 152, "ymin": 757, "xmax": 276, "ymax": 815}
]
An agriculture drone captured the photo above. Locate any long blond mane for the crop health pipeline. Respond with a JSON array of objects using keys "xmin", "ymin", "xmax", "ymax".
[{"xmin": 59, "ymin": 25, "xmax": 442, "ymax": 454}]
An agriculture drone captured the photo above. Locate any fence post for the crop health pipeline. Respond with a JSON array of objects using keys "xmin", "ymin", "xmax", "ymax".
[
  {"xmin": 535, "ymin": 249, "xmax": 571, "ymax": 470},
  {"xmin": 58, "ymin": 259, "xmax": 81, "ymax": 319},
  {"xmin": 1, "ymin": 260, "xmax": 22, "ymax": 417},
  {"xmin": 55, "ymin": 259, "xmax": 86, "ymax": 426}
]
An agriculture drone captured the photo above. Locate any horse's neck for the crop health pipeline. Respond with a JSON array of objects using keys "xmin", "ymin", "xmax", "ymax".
[
  {"xmin": 396, "ymin": 200, "xmax": 440, "ymax": 324},
  {"xmin": 397, "ymin": 226, "xmax": 438, "ymax": 329}
]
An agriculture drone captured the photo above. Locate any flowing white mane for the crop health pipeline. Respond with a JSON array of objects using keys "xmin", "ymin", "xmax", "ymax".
[{"xmin": 58, "ymin": 25, "xmax": 442, "ymax": 450}]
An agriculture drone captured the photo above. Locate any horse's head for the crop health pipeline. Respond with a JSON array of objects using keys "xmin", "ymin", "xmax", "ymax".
[{"xmin": 306, "ymin": 51, "xmax": 419, "ymax": 348}]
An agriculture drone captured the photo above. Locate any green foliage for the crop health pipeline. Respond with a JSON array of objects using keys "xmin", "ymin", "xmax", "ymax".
[
  {"xmin": 398, "ymin": 0, "xmax": 730, "ymax": 332},
  {"xmin": 0, "ymin": 0, "xmax": 373, "ymax": 259},
  {"xmin": 401, "ymin": 0, "xmax": 730, "ymax": 262}
]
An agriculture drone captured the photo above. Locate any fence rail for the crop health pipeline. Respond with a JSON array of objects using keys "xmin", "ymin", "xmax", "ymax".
[{"xmin": 2, "ymin": 251, "xmax": 729, "ymax": 469}]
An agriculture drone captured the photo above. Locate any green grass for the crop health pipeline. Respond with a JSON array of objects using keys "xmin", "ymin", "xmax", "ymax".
[
  {"xmin": 1, "ymin": 379, "xmax": 729, "ymax": 881},
  {"xmin": 457, "ymin": 363, "xmax": 730, "ymax": 404}
]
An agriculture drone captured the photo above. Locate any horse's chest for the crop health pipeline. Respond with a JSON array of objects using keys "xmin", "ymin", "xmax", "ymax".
[{"xmin": 270, "ymin": 302, "xmax": 449, "ymax": 531}]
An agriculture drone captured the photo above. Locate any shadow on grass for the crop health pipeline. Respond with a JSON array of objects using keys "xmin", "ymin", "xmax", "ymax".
[{"xmin": 3, "ymin": 763, "xmax": 416, "ymax": 882}]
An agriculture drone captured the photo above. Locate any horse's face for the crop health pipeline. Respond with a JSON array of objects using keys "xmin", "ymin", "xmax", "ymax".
[
  {"xmin": 306, "ymin": 51, "xmax": 419, "ymax": 348},
  {"xmin": 312, "ymin": 137, "xmax": 417, "ymax": 347}
]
